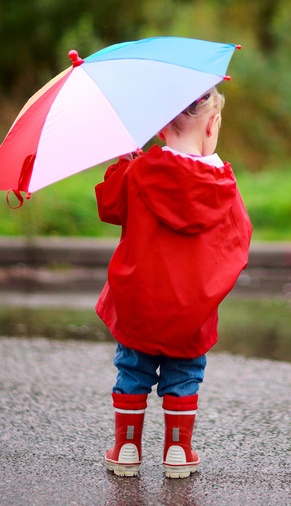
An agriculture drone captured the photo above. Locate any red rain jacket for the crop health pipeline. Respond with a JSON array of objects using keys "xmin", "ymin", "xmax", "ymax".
[{"xmin": 95, "ymin": 145, "xmax": 252, "ymax": 358}]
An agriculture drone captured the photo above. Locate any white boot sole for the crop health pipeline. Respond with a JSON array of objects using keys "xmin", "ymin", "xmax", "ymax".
[
  {"xmin": 105, "ymin": 460, "xmax": 140, "ymax": 477},
  {"xmin": 164, "ymin": 463, "xmax": 199, "ymax": 478}
]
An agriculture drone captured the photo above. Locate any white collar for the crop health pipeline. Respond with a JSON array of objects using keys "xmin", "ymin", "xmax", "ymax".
[{"xmin": 162, "ymin": 146, "xmax": 224, "ymax": 168}]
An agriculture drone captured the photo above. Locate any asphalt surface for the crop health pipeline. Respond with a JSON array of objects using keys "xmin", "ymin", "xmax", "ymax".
[{"xmin": 0, "ymin": 337, "xmax": 290, "ymax": 506}]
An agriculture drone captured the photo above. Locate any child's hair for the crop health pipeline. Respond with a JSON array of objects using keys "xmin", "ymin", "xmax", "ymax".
[
  {"xmin": 182, "ymin": 87, "xmax": 225, "ymax": 117},
  {"xmin": 169, "ymin": 87, "xmax": 225, "ymax": 134}
]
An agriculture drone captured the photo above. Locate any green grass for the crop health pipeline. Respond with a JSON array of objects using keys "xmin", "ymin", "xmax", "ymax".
[
  {"xmin": 0, "ymin": 297, "xmax": 290, "ymax": 361},
  {"xmin": 0, "ymin": 163, "xmax": 120, "ymax": 238},
  {"xmin": 236, "ymin": 168, "xmax": 291, "ymax": 241},
  {"xmin": 0, "ymin": 161, "xmax": 291, "ymax": 241}
]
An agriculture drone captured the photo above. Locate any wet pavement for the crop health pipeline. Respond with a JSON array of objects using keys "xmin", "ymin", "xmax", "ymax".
[{"xmin": 0, "ymin": 337, "xmax": 290, "ymax": 505}]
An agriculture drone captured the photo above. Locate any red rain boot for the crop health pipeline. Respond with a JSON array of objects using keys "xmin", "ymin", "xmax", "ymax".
[
  {"xmin": 163, "ymin": 394, "xmax": 200, "ymax": 478},
  {"xmin": 105, "ymin": 392, "xmax": 147, "ymax": 477}
]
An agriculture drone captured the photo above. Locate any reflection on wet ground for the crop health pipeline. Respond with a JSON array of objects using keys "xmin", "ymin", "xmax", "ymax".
[
  {"xmin": 218, "ymin": 296, "xmax": 291, "ymax": 361},
  {"xmin": 0, "ymin": 291, "xmax": 290, "ymax": 362}
]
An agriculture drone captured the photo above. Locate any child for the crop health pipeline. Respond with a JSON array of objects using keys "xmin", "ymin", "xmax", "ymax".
[{"xmin": 95, "ymin": 87, "xmax": 252, "ymax": 478}]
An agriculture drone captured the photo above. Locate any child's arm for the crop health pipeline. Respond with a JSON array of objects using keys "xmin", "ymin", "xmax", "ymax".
[
  {"xmin": 96, "ymin": 150, "xmax": 143, "ymax": 225},
  {"xmin": 95, "ymin": 159, "xmax": 130, "ymax": 226},
  {"xmin": 103, "ymin": 150, "xmax": 142, "ymax": 180}
]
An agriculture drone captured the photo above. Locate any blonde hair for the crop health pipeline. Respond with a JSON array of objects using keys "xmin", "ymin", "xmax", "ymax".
[{"xmin": 169, "ymin": 87, "xmax": 225, "ymax": 134}]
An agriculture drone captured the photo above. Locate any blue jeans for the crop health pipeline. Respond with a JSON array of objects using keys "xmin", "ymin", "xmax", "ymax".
[{"xmin": 113, "ymin": 343, "xmax": 207, "ymax": 397}]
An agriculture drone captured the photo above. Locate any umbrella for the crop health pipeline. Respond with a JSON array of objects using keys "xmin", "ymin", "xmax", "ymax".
[{"xmin": 0, "ymin": 36, "xmax": 240, "ymax": 206}]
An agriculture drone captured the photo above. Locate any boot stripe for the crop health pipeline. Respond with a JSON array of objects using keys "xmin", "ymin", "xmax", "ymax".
[
  {"xmin": 172, "ymin": 428, "xmax": 180, "ymax": 442},
  {"xmin": 115, "ymin": 408, "xmax": 146, "ymax": 414},
  {"xmin": 163, "ymin": 409, "xmax": 197, "ymax": 415},
  {"xmin": 127, "ymin": 425, "xmax": 134, "ymax": 439}
]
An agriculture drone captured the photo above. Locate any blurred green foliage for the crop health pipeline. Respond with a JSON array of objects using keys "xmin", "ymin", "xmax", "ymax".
[
  {"xmin": 0, "ymin": 163, "xmax": 120, "ymax": 237},
  {"xmin": 0, "ymin": 160, "xmax": 290, "ymax": 240},
  {"xmin": 236, "ymin": 166, "xmax": 291, "ymax": 240},
  {"xmin": 0, "ymin": 0, "xmax": 291, "ymax": 241},
  {"xmin": 0, "ymin": 0, "xmax": 291, "ymax": 172}
]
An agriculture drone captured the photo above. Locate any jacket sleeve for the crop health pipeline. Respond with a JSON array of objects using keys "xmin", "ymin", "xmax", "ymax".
[
  {"xmin": 133, "ymin": 146, "xmax": 237, "ymax": 234},
  {"xmin": 95, "ymin": 159, "xmax": 129, "ymax": 226}
]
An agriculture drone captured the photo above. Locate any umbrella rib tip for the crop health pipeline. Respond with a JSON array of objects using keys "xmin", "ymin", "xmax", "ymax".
[{"xmin": 68, "ymin": 50, "xmax": 84, "ymax": 67}]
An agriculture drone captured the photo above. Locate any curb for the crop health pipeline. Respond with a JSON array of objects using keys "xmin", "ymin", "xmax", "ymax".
[{"xmin": 0, "ymin": 237, "xmax": 291, "ymax": 268}]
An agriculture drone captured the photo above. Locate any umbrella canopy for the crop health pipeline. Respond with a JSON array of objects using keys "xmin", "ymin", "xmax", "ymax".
[{"xmin": 0, "ymin": 36, "xmax": 240, "ymax": 204}]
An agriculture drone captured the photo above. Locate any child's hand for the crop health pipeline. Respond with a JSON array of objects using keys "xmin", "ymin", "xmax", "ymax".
[
  {"xmin": 119, "ymin": 149, "xmax": 143, "ymax": 161},
  {"xmin": 119, "ymin": 153, "xmax": 134, "ymax": 161},
  {"xmin": 133, "ymin": 149, "xmax": 143, "ymax": 158}
]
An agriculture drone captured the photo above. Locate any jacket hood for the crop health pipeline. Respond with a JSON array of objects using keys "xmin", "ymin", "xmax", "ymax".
[{"xmin": 132, "ymin": 145, "xmax": 237, "ymax": 234}]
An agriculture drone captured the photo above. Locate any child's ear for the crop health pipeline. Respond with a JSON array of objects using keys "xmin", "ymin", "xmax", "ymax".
[
  {"xmin": 206, "ymin": 113, "xmax": 220, "ymax": 137},
  {"xmin": 157, "ymin": 129, "xmax": 165, "ymax": 140}
]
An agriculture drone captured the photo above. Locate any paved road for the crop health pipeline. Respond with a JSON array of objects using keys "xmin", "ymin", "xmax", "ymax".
[{"xmin": 0, "ymin": 338, "xmax": 290, "ymax": 506}]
